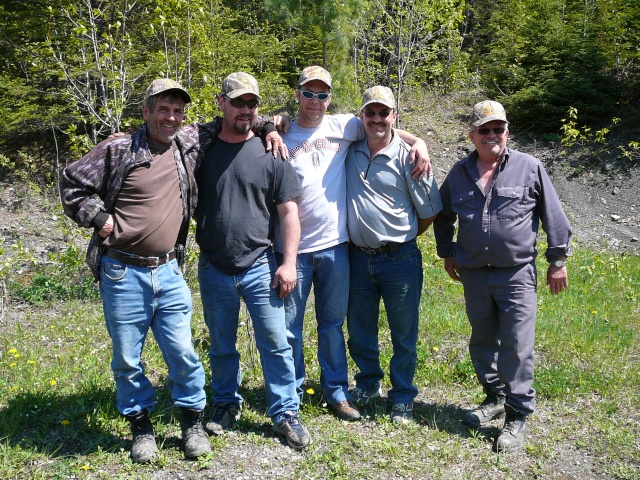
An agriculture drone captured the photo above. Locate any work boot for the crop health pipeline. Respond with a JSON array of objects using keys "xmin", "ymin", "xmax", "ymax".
[
  {"xmin": 180, "ymin": 408, "xmax": 212, "ymax": 458},
  {"xmin": 494, "ymin": 410, "xmax": 528, "ymax": 453},
  {"xmin": 126, "ymin": 409, "xmax": 158, "ymax": 464},
  {"xmin": 462, "ymin": 392, "xmax": 506, "ymax": 427}
]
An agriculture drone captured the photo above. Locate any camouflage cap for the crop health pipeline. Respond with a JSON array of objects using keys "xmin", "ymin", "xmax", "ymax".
[
  {"xmin": 298, "ymin": 66, "xmax": 332, "ymax": 89},
  {"xmin": 470, "ymin": 100, "xmax": 508, "ymax": 127},
  {"xmin": 145, "ymin": 78, "xmax": 191, "ymax": 103},
  {"xmin": 220, "ymin": 72, "xmax": 261, "ymax": 100},
  {"xmin": 360, "ymin": 85, "xmax": 395, "ymax": 111}
]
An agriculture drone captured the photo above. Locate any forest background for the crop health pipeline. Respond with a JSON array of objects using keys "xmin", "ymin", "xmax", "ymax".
[
  {"xmin": 0, "ymin": 1, "xmax": 639, "ymax": 479},
  {"xmin": 1, "ymin": 0, "xmax": 639, "ymax": 174}
]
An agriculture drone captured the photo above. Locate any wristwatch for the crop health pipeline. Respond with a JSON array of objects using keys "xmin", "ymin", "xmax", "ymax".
[{"xmin": 552, "ymin": 260, "xmax": 567, "ymax": 268}]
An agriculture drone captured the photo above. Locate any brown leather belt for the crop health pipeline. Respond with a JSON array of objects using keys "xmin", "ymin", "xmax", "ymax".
[{"xmin": 104, "ymin": 247, "xmax": 176, "ymax": 268}]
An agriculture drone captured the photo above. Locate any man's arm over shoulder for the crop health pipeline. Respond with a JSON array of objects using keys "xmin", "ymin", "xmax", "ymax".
[{"xmin": 59, "ymin": 137, "xmax": 125, "ymax": 228}]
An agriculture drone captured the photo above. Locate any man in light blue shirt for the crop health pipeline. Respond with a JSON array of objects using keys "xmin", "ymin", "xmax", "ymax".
[{"xmin": 345, "ymin": 86, "xmax": 442, "ymax": 423}]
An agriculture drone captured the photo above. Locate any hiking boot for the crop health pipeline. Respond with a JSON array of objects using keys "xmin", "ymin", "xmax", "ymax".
[
  {"xmin": 350, "ymin": 386, "xmax": 381, "ymax": 405},
  {"xmin": 329, "ymin": 400, "xmax": 361, "ymax": 421},
  {"xmin": 126, "ymin": 409, "xmax": 158, "ymax": 464},
  {"xmin": 205, "ymin": 402, "xmax": 240, "ymax": 436},
  {"xmin": 494, "ymin": 413, "xmax": 528, "ymax": 453},
  {"xmin": 462, "ymin": 394, "xmax": 506, "ymax": 427},
  {"xmin": 180, "ymin": 408, "xmax": 212, "ymax": 458},
  {"xmin": 273, "ymin": 411, "xmax": 311, "ymax": 450},
  {"xmin": 390, "ymin": 403, "xmax": 414, "ymax": 424}
]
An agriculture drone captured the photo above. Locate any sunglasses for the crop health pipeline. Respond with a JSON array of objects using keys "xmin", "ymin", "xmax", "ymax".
[
  {"xmin": 299, "ymin": 90, "xmax": 330, "ymax": 101},
  {"xmin": 225, "ymin": 96, "xmax": 259, "ymax": 109},
  {"xmin": 476, "ymin": 127, "xmax": 506, "ymax": 135},
  {"xmin": 363, "ymin": 109, "xmax": 393, "ymax": 118}
]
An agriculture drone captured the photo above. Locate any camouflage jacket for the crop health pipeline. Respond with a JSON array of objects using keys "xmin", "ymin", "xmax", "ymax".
[{"xmin": 60, "ymin": 119, "xmax": 224, "ymax": 280}]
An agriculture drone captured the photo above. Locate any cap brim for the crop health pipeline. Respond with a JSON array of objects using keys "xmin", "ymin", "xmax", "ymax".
[
  {"xmin": 360, "ymin": 100, "xmax": 395, "ymax": 112},
  {"xmin": 225, "ymin": 89, "xmax": 261, "ymax": 100},
  {"xmin": 472, "ymin": 115, "xmax": 507, "ymax": 126},
  {"xmin": 299, "ymin": 78, "xmax": 331, "ymax": 88}
]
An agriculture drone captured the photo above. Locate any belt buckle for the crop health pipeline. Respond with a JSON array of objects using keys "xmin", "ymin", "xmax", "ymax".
[
  {"xmin": 147, "ymin": 256, "xmax": 161, "ymax": 267},
  {"xmin": 361, "ymin": 247, "xmax": 377, "ymax": 255}
]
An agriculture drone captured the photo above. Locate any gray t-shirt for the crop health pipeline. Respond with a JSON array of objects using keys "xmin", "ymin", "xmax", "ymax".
[{"xmin": 195, "ymin": 136, "xmax": 302, "ymax": 274}]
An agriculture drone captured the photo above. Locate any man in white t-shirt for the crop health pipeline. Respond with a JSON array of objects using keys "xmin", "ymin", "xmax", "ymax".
[{"xmin": 274, "ymin": 66, "xmax": 431, "ymax": 421}]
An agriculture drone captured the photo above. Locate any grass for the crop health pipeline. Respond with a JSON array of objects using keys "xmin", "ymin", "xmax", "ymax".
[{"xmin": 0, "ymin": 232, "xmax": 639, "ymax": 479}]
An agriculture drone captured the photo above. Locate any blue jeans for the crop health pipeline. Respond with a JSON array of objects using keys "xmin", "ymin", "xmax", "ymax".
[
  {"xmin": 347, "ymin": 240, "xmax": 422, "ymax": 404},
  {"xmin": 277, "ymin": 243, "xmax": 351, "ymax": 404},
  {"xmin": 198, "ymin": 249, "xmax": 299, "ymax": 424},
  {"xmin": 100, "ymin": 256, "xmax": 206, "ymax": 417}
]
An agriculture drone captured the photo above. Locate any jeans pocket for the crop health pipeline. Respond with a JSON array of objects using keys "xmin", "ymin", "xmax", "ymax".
[
  {"xmin": 102, "ymin": 259, "xmax": 127, "ymax": 282},
  {"xmin": 169, "ymin": 258, "xmax": 182, "ymax": 275},
  {"xmin": 198, "ymin": 255, "xmax": 209, "ymax": 269}
]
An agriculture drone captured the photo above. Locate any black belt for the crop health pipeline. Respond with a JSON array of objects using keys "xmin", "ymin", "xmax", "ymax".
[
  {"xmin": 104, "ymin": 247, "xmax": 176, "ymax": 268},
  {"xmin": 350, "ymin": 241, "xmax": 403, "ymax": 255}
]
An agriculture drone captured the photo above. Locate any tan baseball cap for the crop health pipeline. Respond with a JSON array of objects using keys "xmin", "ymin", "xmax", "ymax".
[
  {"xmin": 360, "ymin": 86, "xmax": 395, "ymax": 111},
  {"xmin": 470, "ymin": 100, "xmax": 508, "ymax": 127},
  {"xmin": 220, "ymin": 72, "xmax": 261, "ymax": 100},
  {"xmin": 298, "ymin": 66, "xmax": 332, "ymax": 89},
  {"xmin": 145, "ymin": 78, "xmax": 191, "ymax": 103}
]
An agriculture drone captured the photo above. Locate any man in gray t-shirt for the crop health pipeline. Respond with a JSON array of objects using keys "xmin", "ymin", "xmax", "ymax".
[{"xmin": 195, "ymin": 72, "xmax": 310, "ymax": 451}]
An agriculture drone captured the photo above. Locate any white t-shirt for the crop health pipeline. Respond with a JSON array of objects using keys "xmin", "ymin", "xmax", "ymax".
[{"xmin": 274, "ymin": 114, "xmax": 365, "ymax": 253}]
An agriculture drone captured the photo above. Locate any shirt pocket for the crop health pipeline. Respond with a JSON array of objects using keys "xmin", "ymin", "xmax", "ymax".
[
  {"xmin": 451, "ymin": 190, "xmax": 476, "ymax": 220},
  {"xmin": 495, "ymin": 185, "xmax": 531, "ymax": 219}
]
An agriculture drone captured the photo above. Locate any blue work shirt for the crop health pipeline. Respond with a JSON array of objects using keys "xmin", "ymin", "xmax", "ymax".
[{"xmin": 433, "ymin": 148, "xmax": 572, "ymax": 267}]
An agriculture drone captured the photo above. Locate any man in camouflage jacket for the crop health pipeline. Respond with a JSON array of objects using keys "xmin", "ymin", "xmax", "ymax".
[{"xmin": 59, "ymin": 78, "xmax": 280, "ymax": 464}]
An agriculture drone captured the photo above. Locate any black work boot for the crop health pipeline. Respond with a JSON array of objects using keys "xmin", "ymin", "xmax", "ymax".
[
  {"xmin": 462, "ymin": 388, "xmax": 506, "ymax": 427},
  {"xmin": 494, "ymin": 405, "xmax": 528, "ymax": 453},
  {"xmin": 126, "ymin": 409, "xmax": 158, "ymax": 464},
  {"xmin": 180, "ymin": 408, "xmax": 212, "ymax": 458}
]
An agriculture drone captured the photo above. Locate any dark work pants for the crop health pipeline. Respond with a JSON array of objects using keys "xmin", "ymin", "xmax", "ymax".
[{"xmin": 459, "ymin": 262, "xmax": 538, "ymax": 415}]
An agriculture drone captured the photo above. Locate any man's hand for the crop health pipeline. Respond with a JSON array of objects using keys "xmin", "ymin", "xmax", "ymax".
[
  {"xmin": 265, "ymin": 131, "xmax": 289, "ymax": 160},
  {"xmin": 273, "ymin": 115, "xmax": 291, "ymax": 134},
  {"xmin": 547, "ymin": 264, "xmax": 568, "ymax": 295},
  {"xmin": 273, "ymin": 264, "xmax": 297, "ymax": 298},
  {"xmin": 443, "ymin": 256, "xmax": 460, "ymax": 282},
  {"xmin": 98, "ymin": 214, "xmax": 114, "ymax": 239},
  {"xmin": 409, "ymin": 138, "xmax": 432, "ymax": 179}
]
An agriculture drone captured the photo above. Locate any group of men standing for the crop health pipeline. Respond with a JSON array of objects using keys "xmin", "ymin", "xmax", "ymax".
[{"xmin": 59, "ymin": 65, "xmax": 571, "ymax": 463}]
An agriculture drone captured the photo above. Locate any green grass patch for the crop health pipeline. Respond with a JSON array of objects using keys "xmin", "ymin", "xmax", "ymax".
[{"xmin": 0, "ymin": 238, "xmax": 638, "ymax": 478}]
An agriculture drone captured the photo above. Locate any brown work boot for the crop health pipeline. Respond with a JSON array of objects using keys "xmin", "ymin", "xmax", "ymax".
[
  {"xmin": 180, "ymin": 408, "xmax": 212, "ymax": 458},
  {"xmin": 329, "ymin": 400, "xmax": 361, "ymax": 421},
  {"xmin": 126, "ymin": 409, "xmax": 158, "ymax": 464}
]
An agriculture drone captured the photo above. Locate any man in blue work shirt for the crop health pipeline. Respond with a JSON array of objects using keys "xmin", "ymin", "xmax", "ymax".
[{"xmin": 433, "ymin": 100, "xmax": 572, "ymax": 453}]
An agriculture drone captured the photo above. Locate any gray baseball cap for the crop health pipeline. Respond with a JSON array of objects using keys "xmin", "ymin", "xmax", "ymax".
[
  {"xmin": 220, "ymin": 72, "xmax": 261, "ymax": 99},
  {"xmin": 360, "ymin": 86, "xmax": 395, "ymax": 111},
  {"xmin": 470, "ymin": 100, "xmax": 508, "ymax": 127},
  {"xmin": 298, "ymin": 66, "xmax": 332, "ymax": 89},
  {"xmin": 145, "ymin": 78, "xmax": 191, "ymax": 103}
]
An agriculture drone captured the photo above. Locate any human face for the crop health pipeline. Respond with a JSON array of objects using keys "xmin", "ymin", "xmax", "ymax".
[
  {"xmin": 360, "ymin": 103, "xmax": 396, "ymax": 142},
  {"xmin": 142, "ymin": 95, "xmax": 185, "ymax": 145},
  {"xmin": 218, "ymin": 93, "xmax": 258, "ymax": 136},
  {"xmin": 296, "ymin": 80, "xmax": 331, "ymax": 128},
  {"xmin": 469, "ymin": 120, "xmax": 509, "ymax": 162}
]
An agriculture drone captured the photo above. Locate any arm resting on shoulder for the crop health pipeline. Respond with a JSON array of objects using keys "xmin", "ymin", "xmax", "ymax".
[{"xmin": 395, "ymin": 129, "xmax": 432, "ymax": 178}]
